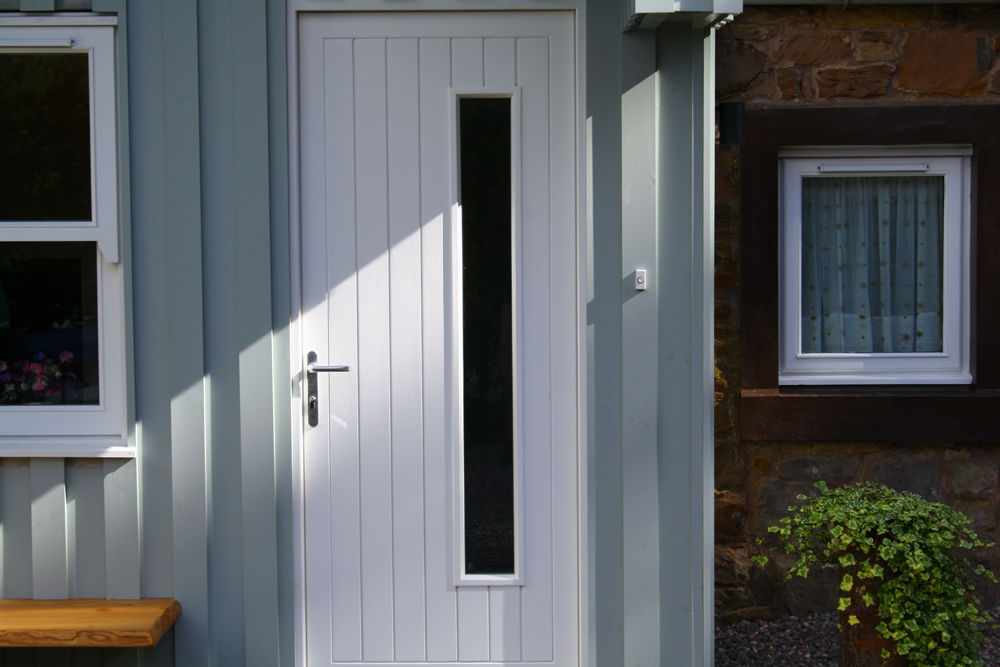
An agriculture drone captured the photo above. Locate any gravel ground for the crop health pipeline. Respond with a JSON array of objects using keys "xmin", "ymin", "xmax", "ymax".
[{"xmin": 715, "ymin": 608, "xmax": 1000, "ymax": 666}]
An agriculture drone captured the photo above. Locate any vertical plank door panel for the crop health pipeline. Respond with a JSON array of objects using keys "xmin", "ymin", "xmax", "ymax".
[
  {"xmin": 324, "ymin": 35, "xmax": 364, "ymax": 663},
  {"xmin": 547, "ymin": 17, "xmax": 583, "ymax": 667},
  {"xmin": 457, "ymin": 585, "xmax": 490, "ymax": 662},
  {"xmin": 517, "ymin": 36, "xmax": 556, "ymax": 662},
  {"xmin": 489, "ymin": 586, "xmax": 523, "ymax": 661},
  {"xmin": 418, "ymin": 35, "xmax": 460, "ymax": 663},
  {"xmin": 451, "ymin": 37, "xmax": 483, "ymax": 89},
  {"xmin": 484, "ymin": 38, "xmax": 516, "ymax": 89},
  {"xmin": 387, "ymin": 36, "xmax": 428, "ymax": 663},
  {"xmin": 353, "ymin": 37, "xmax": 396, "ymax": 663}
]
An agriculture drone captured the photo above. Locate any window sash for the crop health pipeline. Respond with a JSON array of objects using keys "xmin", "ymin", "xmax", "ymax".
[
  {"xmin": 0, "ymin": 251, "xmax": 125, "ymax": 441},
  {"xmin": 0, "ymin": 24, "xmax": 119, "ymax": 262},
  {"xmin": 779, "ymin": 149, "xmax": 971, "ymax": 385}
]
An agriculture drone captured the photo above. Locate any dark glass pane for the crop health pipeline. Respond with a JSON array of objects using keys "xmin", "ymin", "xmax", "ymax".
[
  {"xmin": 0, "ymin": 54, "xmax": 92, "ymax": 221},
  {"xmin": 0, "ymin": 242, "xmax": 99, "ymax": 405},
  {"xmin": 460, "ymin": 98, "xmax": 514, "ymax": 575}
]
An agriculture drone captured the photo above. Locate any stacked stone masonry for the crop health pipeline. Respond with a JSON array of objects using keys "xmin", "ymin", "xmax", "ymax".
[{"xmin": 714, "ymin": 4, "xmax": 1000, "ymax": 624}]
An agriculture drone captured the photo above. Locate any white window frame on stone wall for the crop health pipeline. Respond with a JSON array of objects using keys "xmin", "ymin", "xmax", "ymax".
[
  {"xmin": 0, "ymin": 19, "xmax": 128, "ymax": 456},
  {"xmin": 778, "ymin": 146, "xmax": 972, "ymax": 386}
]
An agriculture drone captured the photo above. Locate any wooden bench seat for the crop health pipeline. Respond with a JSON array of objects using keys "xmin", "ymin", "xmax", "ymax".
[{"xmin": 0, "ymin": 598, "xmax": 180, "ymax": 647}]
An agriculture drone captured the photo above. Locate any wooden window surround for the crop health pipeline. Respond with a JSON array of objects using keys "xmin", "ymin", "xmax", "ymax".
[{"xmin": 740, "ymin": 105, "xmax": 1000, "ymax": 442}]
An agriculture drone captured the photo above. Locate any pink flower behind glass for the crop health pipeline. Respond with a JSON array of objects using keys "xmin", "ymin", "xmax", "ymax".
[
  {"xmin": 0, "ymin": 361, "xmax": 7, "ymax": 372},
  {"xmin": 31, "ymin": 376, "xmax": 47, "ymax": 392},
  {"xmin": 59, "ymin": 350, "xmax": 74, "ymax": 364}
]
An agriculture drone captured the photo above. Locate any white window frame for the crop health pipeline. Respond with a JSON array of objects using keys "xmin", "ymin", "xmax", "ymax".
[
  {"xmin": 0, "ymin": 20, "xmax": 128, "ymax": 456},
  {"xmin": 448, "ymin": 88, "xmax": 526, "ymax": 586},
  {"xmin": 779, "ymin": 146, "xmax": 972, "ymax": 386}
]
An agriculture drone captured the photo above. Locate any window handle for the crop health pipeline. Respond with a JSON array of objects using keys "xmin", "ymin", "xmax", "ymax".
[{"xmin": 306, "ymin": 351, "xmax": 350, "ymax": 427}]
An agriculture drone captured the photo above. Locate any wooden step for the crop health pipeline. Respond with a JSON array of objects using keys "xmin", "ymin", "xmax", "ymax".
[{"xmin": 0, "ymin": 598, "xmax": 180, "ymax": 647}]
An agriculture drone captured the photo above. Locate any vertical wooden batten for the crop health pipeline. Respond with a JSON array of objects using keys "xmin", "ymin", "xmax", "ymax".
[
  {"xmin": 103, "ymin": 459, "xmax": 139, "ymax": 599},
  {"xmin": 198, "ymin": 0, "xmax": 280, "ymax": 664},
  {"xmin": 265, "ymin": 1, "xmax": 295, "ymax": 664},
  {"xmin": 0, "ymin": 460, "xmax": 32, "ymax": 599},
  {"xmin": 66, "ymin": 460, "xmax": 106, "ymax": 598},
  {"xmin": 30, "ymin": 460, "xmax": 69, "ymax": 600}
]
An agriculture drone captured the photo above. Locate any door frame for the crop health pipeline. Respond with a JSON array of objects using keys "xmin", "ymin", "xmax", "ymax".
[{"xmin": 286, "ymin": 3, "xmax": 587, "ymax": 665}]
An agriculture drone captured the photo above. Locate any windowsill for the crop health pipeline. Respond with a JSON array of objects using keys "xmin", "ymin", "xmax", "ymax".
[
  {"xmin": 0, "ymin": 440, "xmax": 134, "ymax": 459},
  {"xmin": 740, "ymin": 387, "xmax": 1000, "ymax": 442}
]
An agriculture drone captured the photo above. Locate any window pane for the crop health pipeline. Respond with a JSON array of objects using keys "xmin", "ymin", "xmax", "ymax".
[
  {"xmin": 0, "ymin": 54, "xmax": 92, "ymax": 221},
  {"xmin": 0, "ymin": 242, "xmax": 99, "ymax": 405},
  {"xmin": 801, "ymin": 175, "xmax": 944, "ymax": 354},
  {"xmin": 460, "ymin": 97, "xmax": 514, "ymax": 575}
]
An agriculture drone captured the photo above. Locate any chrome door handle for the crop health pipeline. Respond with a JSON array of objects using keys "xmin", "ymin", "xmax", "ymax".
[
  {"xmin": 307, "ymin": 351, "xmax": 350, "ymax": 426},
  {"xmin": 308, "ymin": 362, "xmax": 351, "ymax": 373}
]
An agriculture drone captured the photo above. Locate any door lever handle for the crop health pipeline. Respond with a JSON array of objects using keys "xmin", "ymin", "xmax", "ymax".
[
  {"xmin": 306, "ymin": 351, "xmax": 350, "ymax": 426},
  {"xmin": 308, "ymin": 362, "xmax": 351, "ymax": 373}
]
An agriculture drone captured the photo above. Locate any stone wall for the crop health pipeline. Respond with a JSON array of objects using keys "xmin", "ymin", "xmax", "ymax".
[{"xmin": 714, "ymin": 4, "xmax": 1000, "ymax": 624}]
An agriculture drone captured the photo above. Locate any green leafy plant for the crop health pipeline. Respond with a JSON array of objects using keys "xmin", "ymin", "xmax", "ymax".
[{"xmin": 752, "ymin": 481, "xmax": 997, "ymax": 666}]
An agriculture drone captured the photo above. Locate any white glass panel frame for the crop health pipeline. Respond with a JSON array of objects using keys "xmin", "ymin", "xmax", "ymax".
[
  {"xmin": 0, "ymin": 23, "xmax": 127, "ymax": 453},
  {"xmin": 779, "ymin": 146, "xmax": 972, "ymax": 385},
  {"xmin": 0, "ymin": 24, "xmax": 119, "ymax": 261},
  {"xmin": 448, "ymin": 88, "xmax": 525, "ymax": 586}
]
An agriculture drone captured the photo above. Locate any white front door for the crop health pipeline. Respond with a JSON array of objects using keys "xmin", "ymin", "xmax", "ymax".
[{"xmin": 297, "ymin": 11, "xmax": 579, "ymax": 666}]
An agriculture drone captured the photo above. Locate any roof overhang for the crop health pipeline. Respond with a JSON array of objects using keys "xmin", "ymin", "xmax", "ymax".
[
  {"xmin": 624, "ymin": 0, "xmax": 742, "ymax": 30},
  {"xmin": 746, "ymin": 0, "xmax": 998, "ymax": 4},
  {"xmin": 625, "ymin": 0, "xmax": 999, "ymax": 30}
]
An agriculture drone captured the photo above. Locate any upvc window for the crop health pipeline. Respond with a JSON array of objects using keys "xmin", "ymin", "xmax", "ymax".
[
  {"xmin": 0, "ymin": 22, "xmax": 126, "ymax": 453},
  {"xmin": 779, "ymin": 147, "xmax": 972, "ymax": 385}
]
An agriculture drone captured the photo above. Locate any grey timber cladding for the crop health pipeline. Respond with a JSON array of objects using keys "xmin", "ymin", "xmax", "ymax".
[
  {"xmin": 585, "ymin": 8, "xmax": 715, "ymax": 666},
  {"xmin": 0, "ymin": 2, "xmax": 717, "ymax": 666},
  {"xmin": 0, "ymin": 0, "xmax": 293, "ymax": 665}
]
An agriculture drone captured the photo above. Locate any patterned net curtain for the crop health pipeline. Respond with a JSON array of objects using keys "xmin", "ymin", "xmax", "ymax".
[{"xmin": 801, "ymin": 176, "xmax": 944, "ymax": 354}]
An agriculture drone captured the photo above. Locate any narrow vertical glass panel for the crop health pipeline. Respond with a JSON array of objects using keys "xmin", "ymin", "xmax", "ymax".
[
  {"xmin": 0, "ymin": 54, "xmax": 92, "ymax": 221},
  {"xmin": 0, "ymin": 242, "xmax": 99, "ymax": 405},
  {"xmin": 460, "ymin": 97, "xmax": 514, "ymax": 575},
  {"xmin": 801, "ymin": 175, "xmax": 945, "ymax": 354}
]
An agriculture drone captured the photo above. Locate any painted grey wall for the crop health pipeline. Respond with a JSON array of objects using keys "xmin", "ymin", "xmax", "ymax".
[
  {"xmin": 586, "ymin": 9, "xmax": 717, "ymax": 667},
  {"xmin": 128, "ymin": 1, "xmax": 292, "ymax": 665},
  {"xmin": 655, "ymin": 22, "xmax": 717, "ymax": 665},
  {"xmin": 0, "ymin": 2, "xmax": 718, "ymax": 665},
  {"xmin": 0, "ymin": 1, "xmax": 292, "ymax": 665}
]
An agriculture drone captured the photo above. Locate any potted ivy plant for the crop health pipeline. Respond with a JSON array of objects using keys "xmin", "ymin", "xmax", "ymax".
[{"xmin": 753, "ymin": 481, "xmax": 997, "ymax": 666}]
